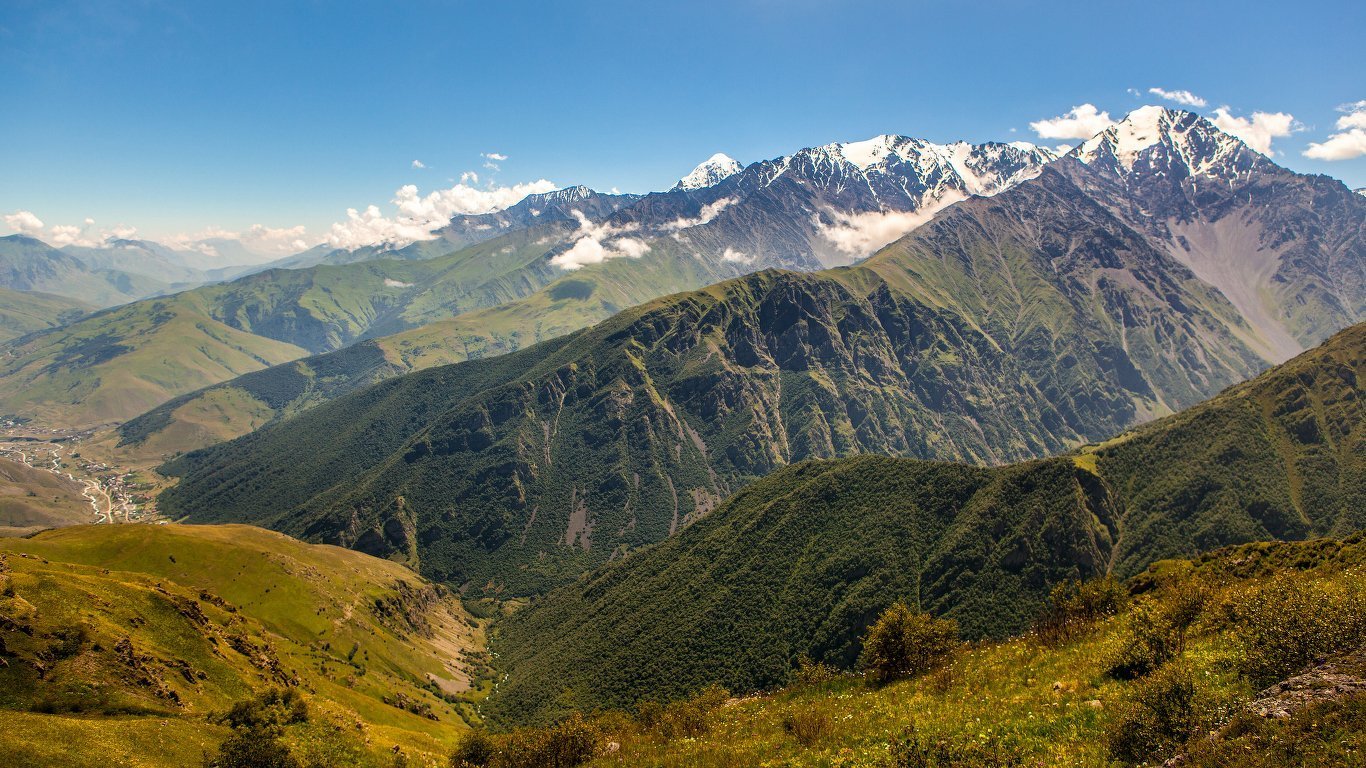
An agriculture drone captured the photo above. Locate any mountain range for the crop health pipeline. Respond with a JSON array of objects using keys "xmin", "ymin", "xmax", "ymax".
[
  {"xmin": 157, "ymin": 108, "xmax": 1364, "ymax": 601},
  {"xmin": 1, "ymin": 136, "xmax": 1056, "ymax": 430}
]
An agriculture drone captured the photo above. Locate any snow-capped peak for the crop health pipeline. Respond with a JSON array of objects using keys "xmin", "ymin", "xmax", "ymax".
[
  {"xmin": 1356, "ymin": 188, "xmax": 1366, "ymax": 197},
  {"xmin": 674, "ymin": 153, "xmax": 743, "ymax": 191},
  {"xmin": 1074, "ymin": 106, "xmax": 1248, "ymax": 177}
]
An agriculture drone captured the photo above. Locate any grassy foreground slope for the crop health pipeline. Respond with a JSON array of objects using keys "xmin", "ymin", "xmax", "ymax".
[
  {"xmin": 0, "ymin": 524, "xmax": 483, "ymax": 766},
  {"xmin": 498, "ymin": 535, "xmax": 1366, "ymax": 767},
  {"xmin": 489, "ymin": 323, "xmax": 1363, "ymax": 722}
]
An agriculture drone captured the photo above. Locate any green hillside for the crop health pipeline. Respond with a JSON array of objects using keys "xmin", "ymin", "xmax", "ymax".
[
  {"xmin": 0, "ymin": 288, "xmax": 90, "ymax": 343},
  {"xmin": 160, "ymin": 205, "xmax": 1312, "ymax": 600},
  {"xmin": 120, "ymin": 236, "xmax": 725, "ymax": 456},
  {"xmin": 475, "ymin": 535, "xmax": 1366, "ymax": 767},
  {"xmin": 1, "ymin": 222, "xmax": 729, "ymax": 431},
  {"xmin": 0, "ymin": 524, "xmax": 485, "ymax": 766},
  {"xmin": 487, "ymin": 323, "xmax": 1362, "ymax": 722}
]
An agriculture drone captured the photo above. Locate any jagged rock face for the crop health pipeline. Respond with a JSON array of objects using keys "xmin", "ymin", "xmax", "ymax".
[{"xmin": 1066, "ymin": 107, "xmax": 1366, "ymax": 361}]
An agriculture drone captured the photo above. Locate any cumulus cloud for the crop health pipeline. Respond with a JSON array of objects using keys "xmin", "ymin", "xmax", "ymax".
[
  {"xmin": 327, "ymin": 178, "xmax": 558, "ymax": 249},
  {"xmin": 4, "ymin": 210, "xmax": 45, "ymax": 237},
  {"xmin": 1029, "ymin": 104, "xmax": 1116, "ymax": 140},
  {"xmin": 721, "ymin": 247, "xmax": 753, "ymax": 264},
  {"xmin": 550, "ymin": 210, "xmax": 651, "ymax": 270},
  {"xmin": 1303, "ymin": 101, "xmax": 1366, "ymax": 160},
  {"xmin": 1211, "ymin": 108, "xmax": 1296, "ymax": 155},
  {"xmin": 483, "ymin": 152, "xmax": 508, "ymax": 162},
  {"xmin": 663, "ymin": 196, "xmax": 737, "ymax": 233},
  {"xmin": 816, "ymin": 203, "xmax": 956, "ymax": 257},
  {"xmin": 411, "ymin": 159, "xmax": 426, "ymax": 169},
  {"xmin": 1148, "ymin": 87, "xmax": 1207, "ymax": 107},
  {"xmin": 3, "ymin": 211, "xmax": 139, "ymax": 247}
]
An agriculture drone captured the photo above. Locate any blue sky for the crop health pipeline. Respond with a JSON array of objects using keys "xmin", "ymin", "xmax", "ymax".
[{"xmin": 2, "ymin": 0, "xmax": 1363, "ymax": 252}]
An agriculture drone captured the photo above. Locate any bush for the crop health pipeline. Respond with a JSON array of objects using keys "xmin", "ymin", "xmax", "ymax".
[
  {"xmin": 203, "ymin": 727, "xmax": 301, "ymax": 768},
  {"xmin": 635, "ymin": 684, "xmax": 728, "ymax": 739},
  {"xmin": 450, "ymin": 730, "xmax": 496, "ymax": 767},
  {"xmin": 790, "ymin": 655, "xmax": 839, "ymax": 687},
  {"xmin": 217, "ymin": 688, "xmax": 309, "ymax": 730},
  {"xmin": 1104, "ymin": 663, "xmax": 1222, "ymax": 764},
  {"xmin": 1107, "ymin": 581, "xmax": 1205, "ymax": 679},
  {"xmin": 782, "ymin": 706, "xmax": 833, "ymax": 748},
  {"xmin": 1036, "ymin": 576, "xmax": 1126, "ymax": 645},
  {"xmin": 498, "ymin": 712, "xmax": 598, "ymax": 768},
  {"xmin": 860, "ymin": 603, "xmax": 958, "ymax": 684},
  {"xmin": 886, "ymin": 723, "xmax": 1023, "ymax": 767},
  {"xmin": 1222, "ymin": 571, "xmax": 1366, "ymax": 684}
]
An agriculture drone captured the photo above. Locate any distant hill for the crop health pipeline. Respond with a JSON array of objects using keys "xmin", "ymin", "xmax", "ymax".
[
  {"xmin": 0, "ymin": 524, "xmax": 482, "ymax": 765},
  {"xmin": 487, "ymin": 322, "xmax": 1363, "ymax": 722},
  {"xmin": 0, "ymin": 287, "xmax": 90, "ymax": 343}
]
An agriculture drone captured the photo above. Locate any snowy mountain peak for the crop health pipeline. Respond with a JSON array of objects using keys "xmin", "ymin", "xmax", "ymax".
[
  {"xmin": 1075, "ymin": 106, "xmax": 1248, "ymax": 176},
  {"xmin": 674, "ymin": 153, "xmax": 743, "ymax": 191}
]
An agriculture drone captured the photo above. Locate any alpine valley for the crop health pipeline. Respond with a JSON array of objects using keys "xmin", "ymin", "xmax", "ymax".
[{"xmin": 2, "ymin": 99, "xmax": 1365, "ymax": 768}]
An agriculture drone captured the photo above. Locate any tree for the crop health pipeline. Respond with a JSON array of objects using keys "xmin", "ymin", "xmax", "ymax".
[{"xmin": 859, "ymin": 603, "xmax": 958, "ymax": 684}]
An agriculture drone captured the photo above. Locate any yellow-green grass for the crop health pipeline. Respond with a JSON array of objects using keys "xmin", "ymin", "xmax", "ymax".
[{"xmin": 0, "ymin": 524, "xmax": 483, "ymax": 764}]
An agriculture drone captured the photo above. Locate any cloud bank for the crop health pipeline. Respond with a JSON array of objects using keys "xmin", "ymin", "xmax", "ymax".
[
  {"xmin": 1303, "ymin": 101, "xmax": 1366, "ymax": 160},
  {"xmin": 1030, "ymin": 104, "xmax": 1116, "ymax": 140},
  {"xmin": 327, "ymin": 178, "xmax": 558, "ymax": 249},
  {"xmin": 1210, "ymin": 108, "xmax": 1296, "ymax": 155},
  {"xmin": 816, "ymin": 204, "xmax": 953, "ymax": 257},
  {"xmin": 550, "ymin": 210, "xmax": 650, "ymax": 270}
]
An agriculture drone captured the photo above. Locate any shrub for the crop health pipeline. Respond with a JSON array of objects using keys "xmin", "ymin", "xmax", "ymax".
[
  {"xmin": 886, "ymin": 723, "xmax": 1023, "ymax": 767},
  {"xmin": 860, "ymin": 603, "xmax": 959, "ymax": 684},
  {"xmin": 203, "ymin": 727, "xmax": 301, "ymax": 768},
  {"xmin": 790, "ymin": 655, "xmax": 839, "ymax": 687},
  {"xmin": 1036, "ymin": 576, "xmax": 1126, "ymax": 645},
  {"xmin": 635, "ymin": 684, "xmax": 729, "ymax": 739},
  {"xmin": 1104, "ymin": 663, "xmax": 1220, "ymax": 764},
  {"xmin": 450, "ymin": 730, "xmax": 496, "ymax": 767},
  {"xmin": 1107, "ymin": 581, "xmax": 1205, "ymax": 680},
  {"xmin": 217, "ymin": 688, "xmax": 309, "ymax": 730},
  {"xmin": 782, "ymin": 706, "xmax": 833, "ymax": 748},
  {"xmin": 1222, "ymin": 571, "xmax": 1366, "ymax": 684},
  {"xmin": 498, "ymin": 712, "xmax": 598, "ymax": 768}
]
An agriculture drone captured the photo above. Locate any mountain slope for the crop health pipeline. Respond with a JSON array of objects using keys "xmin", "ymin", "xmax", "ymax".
[
  {"xmin": 487, "ymin": 323, "xmax": 1363, "ymax": 722},
  {"xmin": 0, "ymin": 235, "xmax": 177, "ymax": 308},
  {"xmin": 0, "ymin": 288, "xmax": 90, "ymax": 343},
  {"xmin": 0, "ymin": 225, "xmax": 587, "ymax": 427},
  {"xmin": 0, "ymin": 524, "xmax": 482, "ymax": 764}
]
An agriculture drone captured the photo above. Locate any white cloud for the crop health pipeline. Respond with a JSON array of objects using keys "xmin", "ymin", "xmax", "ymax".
[
  {"xmin": 1053, "ymin": 144, "xmax": 1075, "ymax": 155},
  {"xmin": 4, "ymin": 210, "xmax": 45, "ymax": 237},
  {"xmin": 550, "ymin": 210, "xmax": 651, "ymax": 270},
  {"xmin": 327, "ymin": 178, "xmax": 558, "ymax": 249},
  {"xmin": 816, "ymin": 204, "xmax": 954, "ymax": 257},
  {"xmin": 1211, "ymin": 108, "xmax": 1295, "ymax": 155},
  {"xmin": 1148, "ymin": 87, "xmax": 1207, "ymax": 107},
  {"xmin": 411, "ymin": 159, "xmax": 426, "ymax": 169},
  {"xmin": 1303, "ymin": 101, "xmax": 1366, "ymax": 160},
  {"xmin": 3, "ymin": 211, "xmax": 137, "ymax": 247},
  {"xmin": 1029, "ymin": 104, "xmax": 1116, "ymax": 140},
  {"xmin": 662, "ymin": 196, "xmax": 737, "ymax": 233},
  {"xmin": 483, "ymin": 152, "xmax": 508, "ymax": 162},
  {"xmin": 721, "ymin": 247, "xmax": 753, "ymax": 264}
]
